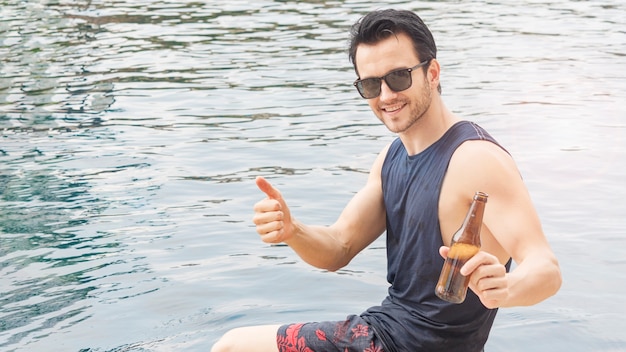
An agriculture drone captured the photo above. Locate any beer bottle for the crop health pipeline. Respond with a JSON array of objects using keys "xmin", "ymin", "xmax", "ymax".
[{"xmin": 435, "ymin": 191, "xmax": 488, "ymax": 304}]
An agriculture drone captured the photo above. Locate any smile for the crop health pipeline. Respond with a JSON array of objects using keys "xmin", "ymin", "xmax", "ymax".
[{"xmin": 382, "ymin": 102, "xmax": 405, "ymax": 113}]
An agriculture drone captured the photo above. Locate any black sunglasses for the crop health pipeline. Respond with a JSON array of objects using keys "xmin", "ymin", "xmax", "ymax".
[{"xmin": 353, "ymin": 60, "xmax": 430, "ymax": 99}]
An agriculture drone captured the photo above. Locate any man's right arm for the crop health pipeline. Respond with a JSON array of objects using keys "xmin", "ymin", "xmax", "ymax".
[{"xmin": 252, "ymin": 145, "xmax": 389, "ymax": 271}]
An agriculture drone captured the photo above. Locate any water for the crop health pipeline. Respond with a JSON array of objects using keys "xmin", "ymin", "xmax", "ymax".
[{"xmin": 1, "ymin": 0, "xmax": 625, "ymax": 351}]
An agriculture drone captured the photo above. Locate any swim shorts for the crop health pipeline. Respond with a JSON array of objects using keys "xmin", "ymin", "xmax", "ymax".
[{"xmin": 276, "ymin": 314, "xmax": 385, "ymax": 352}]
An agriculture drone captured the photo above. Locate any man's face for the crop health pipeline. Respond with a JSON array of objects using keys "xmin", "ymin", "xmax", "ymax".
[{"xmin": 354, "ymin": 32, "xmax": 433, "ymax": 134}]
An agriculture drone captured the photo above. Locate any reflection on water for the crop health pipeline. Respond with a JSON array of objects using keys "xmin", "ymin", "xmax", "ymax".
[{"xmin": 1, "ymin": 0, "xmax": 625, "ymax": 351}]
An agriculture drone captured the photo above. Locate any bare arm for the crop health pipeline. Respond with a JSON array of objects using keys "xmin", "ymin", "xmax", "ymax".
[
  {"xmin": 441, "ymin": 140, "xmax": 562, "ymax": 308},
  {"xmin": 252, "ymin": 145, "xmax": 389, "ymax": 271}
]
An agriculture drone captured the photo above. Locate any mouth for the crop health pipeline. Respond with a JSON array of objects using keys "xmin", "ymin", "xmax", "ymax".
[{"xmin": 381, "ymin": 102, "xmax": 406, "ymax": 114}]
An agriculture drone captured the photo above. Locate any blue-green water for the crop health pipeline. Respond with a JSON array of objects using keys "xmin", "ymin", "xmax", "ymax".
[{"xmin": 1, "ymin": 1, "xmax": 625, "ymax": 351}]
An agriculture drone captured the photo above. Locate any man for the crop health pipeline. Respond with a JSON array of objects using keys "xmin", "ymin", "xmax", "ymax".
[{"xmin": 212, "ymin": 9, "xmax": 561, "ymax": 352}]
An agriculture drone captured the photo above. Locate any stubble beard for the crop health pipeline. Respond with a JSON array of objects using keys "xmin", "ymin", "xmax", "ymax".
[{"xmin": 382, "ymin": 80, "xmax": 433, "ymax": 134}]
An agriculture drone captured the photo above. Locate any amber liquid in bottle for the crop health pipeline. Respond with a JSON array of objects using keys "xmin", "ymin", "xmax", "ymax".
[{"xmin": 435, "ymin": 191, "xmax": 488, "ymax": 304}]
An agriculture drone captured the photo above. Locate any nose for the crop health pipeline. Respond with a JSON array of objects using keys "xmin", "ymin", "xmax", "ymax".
[{"xmin": 378, "ymin": 80, "xmax": 398, "ymax": 101}]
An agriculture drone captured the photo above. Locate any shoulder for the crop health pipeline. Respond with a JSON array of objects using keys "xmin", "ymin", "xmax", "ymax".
[
  {"xmin": 360, "ymin": 142, "xmax": 393, "ymax": 188},
  {"xmin": 376, "ymin": 139, "xmax": 400, "ymax": 170},
  {"xmin": 452, "ymin": 139, "xmax": 517, "ymax": 176},
  {"xmin": 442, "ymin": 138, "xmax": 523, "ymax": 208},
  {"xmin": 372, "ymin": 142, "xmax": 393, "ymax": 174},
  {"xmin": 439, "ymin": 138, "xmax": 527, "ymax": 248}
]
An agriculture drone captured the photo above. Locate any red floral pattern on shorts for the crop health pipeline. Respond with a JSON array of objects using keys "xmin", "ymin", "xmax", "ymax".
[{"xmin": 277, "ymin": 316, "xmax": 385, "ymax": 352}]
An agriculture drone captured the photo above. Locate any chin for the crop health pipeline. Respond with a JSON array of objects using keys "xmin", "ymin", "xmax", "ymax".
[
  {"xmin": 379, "ymin": 116, "xmax": 403, "ymax": 133},
  {"xmin": 384, "ymin": 123, "xmax": 407, "ymax": 134}
]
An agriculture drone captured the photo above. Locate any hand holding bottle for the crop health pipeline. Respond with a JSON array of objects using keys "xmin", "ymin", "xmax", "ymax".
[{"xmin": 438, "ymin": 246, "xmax": 509, "ymax": 309}]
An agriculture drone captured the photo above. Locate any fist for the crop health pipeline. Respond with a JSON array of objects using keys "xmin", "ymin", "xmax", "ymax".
[{"xmin": 252, "ymin": 176, "xmax": 293, "ymax": 243}]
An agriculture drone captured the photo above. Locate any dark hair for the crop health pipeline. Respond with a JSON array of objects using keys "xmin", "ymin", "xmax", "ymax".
[{"xmin": 348, "ymin": 9, "xmax": 441, "ymax": 92}]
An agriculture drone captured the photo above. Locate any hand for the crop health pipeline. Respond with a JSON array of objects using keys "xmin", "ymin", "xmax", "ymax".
[
  {"xmin": 252, "ymin": 176, "xmax": 294, "ymax": 244},
  {"xmin": 439, "ymin": 246, "xmax": 509, "ymax": 309}
]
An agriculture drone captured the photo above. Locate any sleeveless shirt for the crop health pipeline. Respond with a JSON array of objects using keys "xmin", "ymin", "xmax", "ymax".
[{"xmin": 361, "ymin": 121, "xmax": 512, "ymax": 352}]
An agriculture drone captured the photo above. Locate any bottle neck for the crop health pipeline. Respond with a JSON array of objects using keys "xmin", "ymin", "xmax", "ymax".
[{"xmin": 453, "ymin": 196, "xmax": 487, "ymax": 245}]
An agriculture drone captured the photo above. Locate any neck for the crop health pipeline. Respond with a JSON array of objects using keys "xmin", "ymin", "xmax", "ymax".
[{"xmin": 399, "ymin": 96, "xmax": 459, "ymax": 156}]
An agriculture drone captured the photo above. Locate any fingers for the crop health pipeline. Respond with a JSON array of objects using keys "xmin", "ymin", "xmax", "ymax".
[
  {"xmin": 438, "ymin": 246, "xmax": 450, "ymax": 259},
  {"xmin": 460, "ymin": 251, "xmax": 498, "ymax": 276},
  {"xmin": 472, "ymin": 273, "xmax": 509, "ymax": 309},
  {"xmin": 253, "ymin": 196, "xmax": 281, "ymax": 213},
  {"xmin": 473, "ymin": 273, "xmax": 507, "ymax": 296},
  {"xmin": 255, "ymin": 220, "xmax": 285, "ymax": 243},
  {"xmin": 462, "ymin": 251, "xmax": 509, "ymax": 308},
  {"xmin": 253, "ymin": 198, "xmax": 285, "ymax": 243},
  {"xmin": 469, "ymin": 262, "xmax": 507, "ymax": 293}
]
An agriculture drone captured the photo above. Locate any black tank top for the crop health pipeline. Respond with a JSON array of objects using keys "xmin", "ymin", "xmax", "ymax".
[{"xmin": 361, "ymin": 121, "xmax": 511, "ymax": 352}]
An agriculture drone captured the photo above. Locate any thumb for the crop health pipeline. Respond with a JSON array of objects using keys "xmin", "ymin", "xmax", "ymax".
[
  {"xmin": 255, "ymin": 176, "xmax": 282, "ymax": 200},
  {"xmin": 439, "ymin": 246, "xmax": 450, "ymax": 259}
]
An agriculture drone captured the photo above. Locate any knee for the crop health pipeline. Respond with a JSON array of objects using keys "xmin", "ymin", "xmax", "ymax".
[
  {"xmin": 211, "ymin": 325, "xmax": 279, "ymax": 352},
  {"xmin": 211, "ymin": 329, "xmax": 237, "ymax": 352},
  {"xmin": 211, "ymin": 335, "xmax": 229, "ymax": 352}
]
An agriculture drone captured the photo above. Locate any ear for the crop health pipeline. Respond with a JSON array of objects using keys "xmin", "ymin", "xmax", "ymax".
[{"xmin": 427, "ymin": 58, "xmax": 441, "ymax": 92}]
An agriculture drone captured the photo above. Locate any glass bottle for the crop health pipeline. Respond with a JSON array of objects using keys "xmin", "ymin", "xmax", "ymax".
[{"xmin": 435, "ymin": 191, "xmax": 488, "ymax": 304}]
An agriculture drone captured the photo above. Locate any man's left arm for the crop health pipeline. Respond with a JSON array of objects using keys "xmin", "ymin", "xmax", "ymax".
[{"xmin": 448, "ymin": 141, "xmax": 562, "ymax": 309}]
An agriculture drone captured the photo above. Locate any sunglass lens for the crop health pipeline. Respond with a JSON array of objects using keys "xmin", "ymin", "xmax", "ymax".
[
  {"xmin": 358, "ymin": 78, "xmax": 381, "ymax": 99},
  {"xmin": 385, "ymin": 70, "xmax": 412, "ymax": 92}
]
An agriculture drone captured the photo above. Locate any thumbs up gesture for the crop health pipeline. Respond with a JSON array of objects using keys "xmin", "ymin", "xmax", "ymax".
[{"xmin": 253, "ymin": 176, "xmax": 294, "ymax": 243}]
